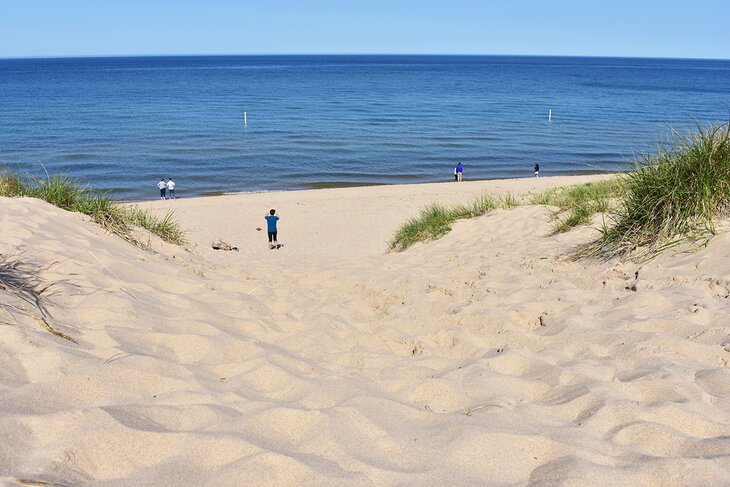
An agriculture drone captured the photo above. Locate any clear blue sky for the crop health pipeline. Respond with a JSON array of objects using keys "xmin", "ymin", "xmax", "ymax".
[{"xmin": 2, "ymin": 0, "xmax": 728, "ymax": 59}]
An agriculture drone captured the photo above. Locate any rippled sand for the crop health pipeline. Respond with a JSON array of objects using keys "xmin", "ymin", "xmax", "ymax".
[{"xmin": 1, "ymin": 175, "xmax": 729, "ymax": 486}]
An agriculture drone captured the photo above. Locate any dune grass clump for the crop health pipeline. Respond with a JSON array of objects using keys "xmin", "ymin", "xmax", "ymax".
[
  {"xmin": 0, "ymin": 172, "xmax": 186, "ymax": 247},
  {"xmin": 0, "ymin": 172, "xmax": 23, "ymax": 196},
  {"xmin": 589, "ymin": 124, "xmax": 730, "ymax": 258},
  {"xmin": 531, "ymin": 179, "xmax": 624, "ymax": 233},
  {"xmin": 499, "ymin": 193, "xmax": 520, "ymax": 209},
  {"xmin": 389, "ymin": 178, "xmax": 627, "ymax": 251},
  {"xmin": 389, "ymin": 195, "xmax": 497, "ymax": 251},
  {"xmin": 391, "ymin": 204, "xmax": 453, "ymax": 251},
  {"xmin": 126, "ymin": 206, "xmax": 187, "ymax": 245},
  {"xmin": 452, "ymin": 194, "xmax": 499, "ymax": 219},
  {"xmin": 24, "ymin": 175, "xmax": 89, "ymax": 210}
]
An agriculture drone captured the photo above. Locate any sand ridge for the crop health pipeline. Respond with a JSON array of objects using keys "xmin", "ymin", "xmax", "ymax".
[{"xmin": 1, "ymin": 176, "xmax": 730, "ymax": 486}]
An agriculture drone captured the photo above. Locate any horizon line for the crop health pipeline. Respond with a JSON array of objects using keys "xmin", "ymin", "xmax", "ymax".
[{"xmin": 2, "ymin": 52, "xmax": 729, "ymax": 62}]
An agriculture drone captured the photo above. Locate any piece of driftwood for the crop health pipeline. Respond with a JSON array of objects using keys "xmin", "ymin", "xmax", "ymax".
[{"xmin": 211, "ymin": 239, "xmax": 238, "ymax": 251}]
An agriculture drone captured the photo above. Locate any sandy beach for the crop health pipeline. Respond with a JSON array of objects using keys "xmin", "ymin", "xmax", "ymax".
[{"xmin": 2, "ymin": 174, "xmax": 730, "ymax": 486}]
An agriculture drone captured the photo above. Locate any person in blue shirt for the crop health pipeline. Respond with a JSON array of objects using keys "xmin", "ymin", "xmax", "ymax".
[
  {"xmin": 265, "ymin": 209, "xmax": 280, "ymax": 249},
  {"xmin": 455, "ymin": 162, "xmax": 463, "ymax": 182}
]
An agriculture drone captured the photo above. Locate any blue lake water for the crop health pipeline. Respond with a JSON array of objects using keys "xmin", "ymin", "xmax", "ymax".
[{"xmin": 1, "ymin": 55, "xmax": 729, "ymax": 200}]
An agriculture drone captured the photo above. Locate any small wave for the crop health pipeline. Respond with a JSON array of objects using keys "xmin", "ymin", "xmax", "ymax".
[
  {"xmin": 430, "ymin": 135, "xmax": 501, "ymax": 142},
  {"xmin": 433, "ymin": 142, "xmax": 480, "ymax": 149},
  {"xmin": 377, "ymin": 142, "xmax": 421, "ymax": 149},
  {"xmin": 163, "ymin": 147, "xmax": 241, "ymax": 155},
  {"xmin": 101, "ymin": 65, "xmax": 297, "ymax": 72},
  {"xmin": 283, "ymin": 138, "xmax": 349, "ymax": 148},
  {"xmin": 362, "ymin": 117, "xmax": 405, "ymax": 123},
  {"xmin": 154, "ymin": 157, "xmax": 188, "ymax": 163},
  {"xmin": 563, "ymin": 151, "xmax": 623, "ymax": 159},
  {"xmin": 298, "ymin": 181, "xmax": 387, "ymax": 189},
  {"xmin": 62, "ymin": 153, "xmax": 97, "ymax": 161}
]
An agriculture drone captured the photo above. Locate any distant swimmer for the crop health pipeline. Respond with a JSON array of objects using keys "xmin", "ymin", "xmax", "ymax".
[
  {"xmin": 534, "ymin": 162, "xmax": 540, "ymax": 178},
  {"xmin": 157, "ymin": 178, "xmax": 167, "ymax": 199}
]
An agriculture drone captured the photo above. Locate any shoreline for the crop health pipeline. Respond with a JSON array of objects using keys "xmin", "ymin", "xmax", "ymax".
[
  {"xmin": 129, "ymin": 172, "xmax": 619, "ymax": 203},
  {"xmin": 123, "ymin": 171, "xmax": 619, "ymax": 203}
]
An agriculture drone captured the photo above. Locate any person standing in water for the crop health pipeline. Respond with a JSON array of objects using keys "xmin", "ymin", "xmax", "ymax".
[
  {"xmin": 167, "ymin": 178, "xmax": 176, "ymax": 199},
  {"xmin": 157, "ymin": 179, "xmax": 167, "ymax": 199},
  {"xmin": 455, "ymin": 162, "xmax": 463, "ymax": 182},
  {"xmin": 534, "ymin": 162, "xmax": 540, "ymax": 177},
  {"xmin": 265, "ymin": 209, "xmax": 280, "ymax": 249}
]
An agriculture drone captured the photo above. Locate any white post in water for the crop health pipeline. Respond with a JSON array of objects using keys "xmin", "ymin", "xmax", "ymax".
[
  {"xmin": 548, "ymin": 109, "xmax": 552, "ymax": 122},
  {"xmin": 244, "ymin": 111, "xmax": 247, "ymax": 128}
]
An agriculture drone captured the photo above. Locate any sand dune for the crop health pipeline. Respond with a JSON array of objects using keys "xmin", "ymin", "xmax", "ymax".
[{"xmin": 1, "ymin": 176, "xmax": 730, "ymax": 486}]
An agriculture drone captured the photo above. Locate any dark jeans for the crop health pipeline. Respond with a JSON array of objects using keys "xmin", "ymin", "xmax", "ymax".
[{"xmin": 268, "ymin": 231, "xmax": 277, "ymax": 242}]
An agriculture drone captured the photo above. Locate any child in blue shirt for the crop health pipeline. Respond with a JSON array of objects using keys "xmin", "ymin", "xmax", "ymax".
[{"xmin": 265, "ymin": 209, "xmax": 280, "ymax": 249}]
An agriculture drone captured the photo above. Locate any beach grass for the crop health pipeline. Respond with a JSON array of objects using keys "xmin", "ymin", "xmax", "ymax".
[
  {"xmin": 389, "ymin": 195, "xmax": 497, "ymax": 251},
  {"xmin": 125, "ymin": 206, "xmax": 187, "ymax": 245},
  {"xmin": 531, "ymin": 179, "xmax": 624, "ymax": 234},
  {"xmin": 0, "ymin": 172, "xmax": 186, "ymax": 247},
  {"xmin": 0, "ymin": 172, "xmax": 23, "ymax": 196},
  {"xmin": 389, "ymin": 180, "xmax": 624, "ymax": 251},
  {"xmin": 586, "ymin": 123, "xmax": 730, "ymax": 258},
  {"xmin": 499, "ymin": 193, "xmax": 521, "ymax": 209}
]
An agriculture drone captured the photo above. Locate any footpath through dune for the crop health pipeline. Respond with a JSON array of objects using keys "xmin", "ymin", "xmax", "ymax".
[{"xmin": 1, "ymin": 176, "xmax": 729, "ymax": 486}]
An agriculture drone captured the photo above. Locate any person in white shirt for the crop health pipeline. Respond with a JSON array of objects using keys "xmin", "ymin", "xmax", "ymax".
[
  {"xmin": 157, "ymin": 179, "xmax": 167, "ymax": 199},
  {"xmin": 167, "ymin": 178, "xmax": 176, "ymax": 199}
]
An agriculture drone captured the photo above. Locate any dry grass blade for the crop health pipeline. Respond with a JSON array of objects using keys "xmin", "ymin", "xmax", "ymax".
[
  {"xmin": 13, "ymin": 478, "xmax": 74, "ymax": 487},
  {"xmin": 0, "ymin": 255, "xmax": 50, "ymax": 313},
  {"xmin": 0, "ymin": 254, "xmax": 76, "ymax": 343}
]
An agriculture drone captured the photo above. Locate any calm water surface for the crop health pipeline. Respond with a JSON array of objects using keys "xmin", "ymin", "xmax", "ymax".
[{"xmin": 1, "ymin": 55, "xmax": 729, "ymax": 199}]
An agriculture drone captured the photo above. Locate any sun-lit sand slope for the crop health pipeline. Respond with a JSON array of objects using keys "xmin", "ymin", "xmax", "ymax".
[{"xmin": 2, "ymin": 176, "xmax": 730, "ymax": 486}]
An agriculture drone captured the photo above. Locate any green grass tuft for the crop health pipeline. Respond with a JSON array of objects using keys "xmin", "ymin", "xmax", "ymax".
[
  {"xmin": 25, "ymin": 175, "xmax": 85, "ymax": 210},
  {"xmin": 126, "ymin": 207, "xmax": 187, "ymax": 246},
  {"xmin": 389, "ymin": 204, "xmax": 453, "ymax": 251},
  {"xmin": 0, "ymin": 172, "xmax": 23, "ymax": 196},
  {"xmin": 531, "ymin": 179, "xmax": 624, "ymax": 233},
  {"xmin": 389, "ymin": 195, "xmax": 497, "ymax": 251},
  {"xmin": 499, "ymin": 193, "xmax": 521, "ymax": 209},
  {"xmin": 587, "ymin": 124, "xmax": 730, "ymax": 258},
  {"xmin": 390, "ymin": 179, "xmax": 624, "ymax": 252},
  {"xmin": 529, "ymin": 190, "xmax": 556, "ymax": 206}
]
